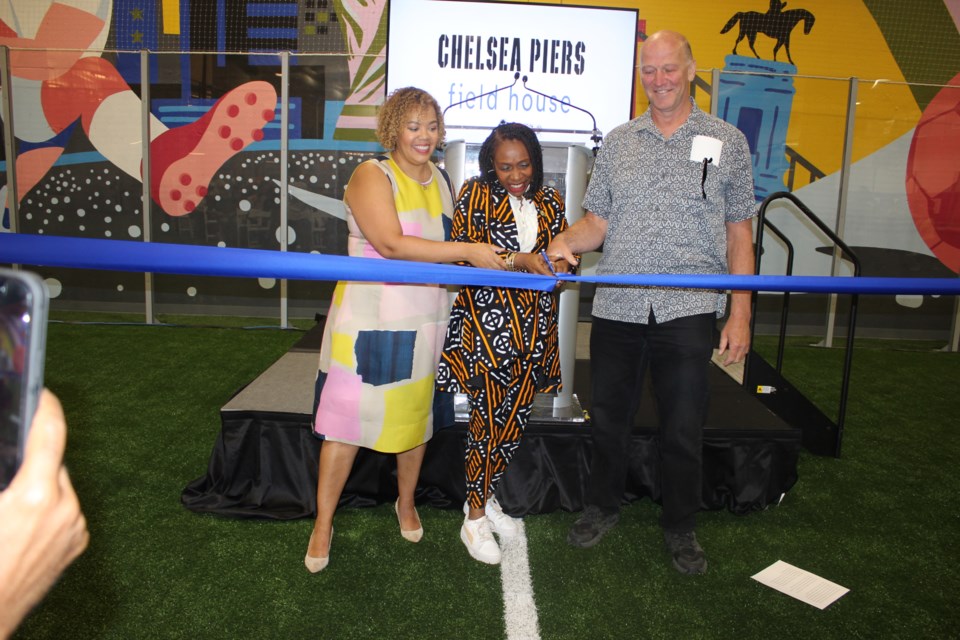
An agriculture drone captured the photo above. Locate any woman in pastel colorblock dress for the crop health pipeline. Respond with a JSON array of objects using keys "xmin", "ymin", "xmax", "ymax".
[{"xmin": 304, "ymin": 87, "xmax": 506, "ymax": 573}]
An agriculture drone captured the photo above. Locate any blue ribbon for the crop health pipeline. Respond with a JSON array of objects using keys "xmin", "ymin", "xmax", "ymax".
[{"xmin": 2, "ymin": 233, "xmax": 959, "ymax": 295}]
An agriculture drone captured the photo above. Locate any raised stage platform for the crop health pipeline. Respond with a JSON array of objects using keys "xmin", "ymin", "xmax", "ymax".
[{"xmin": 182, "ymin": 322, "xmax": 801, "ymax": 519}]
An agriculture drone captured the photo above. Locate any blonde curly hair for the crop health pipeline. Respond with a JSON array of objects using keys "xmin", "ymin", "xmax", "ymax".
[{"xmin": 376, "ymin": 87, "xmax": 446, "ymax": 151}]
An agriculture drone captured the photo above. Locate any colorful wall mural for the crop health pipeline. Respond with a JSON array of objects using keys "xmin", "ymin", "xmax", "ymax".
[{"xmin": 0, "ymin": 0, "xmax": 958, "ymax": 336}]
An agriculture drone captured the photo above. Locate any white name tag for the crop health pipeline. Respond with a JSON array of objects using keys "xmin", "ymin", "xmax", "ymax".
[{"xmin": 690, "ymin": 135, "xmax": 723, "ymax": 167}]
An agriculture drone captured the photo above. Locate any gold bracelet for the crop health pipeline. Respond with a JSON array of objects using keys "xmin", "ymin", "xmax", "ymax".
[{"xmin": 505, "ymin": 252, "xmax": 516, "ymax": 271}]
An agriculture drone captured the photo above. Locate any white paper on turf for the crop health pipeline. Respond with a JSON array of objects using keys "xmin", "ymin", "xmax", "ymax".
[{"xmin": 751, "ymin": 560, "xmax": 850, "ymax": 610}]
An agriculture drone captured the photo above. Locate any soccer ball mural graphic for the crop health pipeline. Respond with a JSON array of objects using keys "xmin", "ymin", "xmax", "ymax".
[{"xmin": 906, "ymin": 72, "xmax": 960, "ymax": 274}]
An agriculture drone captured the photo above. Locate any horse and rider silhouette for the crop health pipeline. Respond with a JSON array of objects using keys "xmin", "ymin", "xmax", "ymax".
[{"xmin": 721, "ymin": 0, "xmax": 815, "ymax": 65}]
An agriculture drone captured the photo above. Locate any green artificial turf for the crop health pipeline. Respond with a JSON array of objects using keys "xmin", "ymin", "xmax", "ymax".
[{"xmin": 12, "ymin": 322, "xmax": 960, "ymax": 639}]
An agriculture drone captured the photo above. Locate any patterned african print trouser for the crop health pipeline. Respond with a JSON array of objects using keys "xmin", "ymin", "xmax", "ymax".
[{"xmin": 464, "ymin": 364, "xmax": 538, "ymax": 510}]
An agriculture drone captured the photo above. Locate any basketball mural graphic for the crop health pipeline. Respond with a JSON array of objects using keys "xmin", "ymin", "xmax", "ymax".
[{"xmin": 905, "ymin": 72, "xmax": 960, "ymax": 274}]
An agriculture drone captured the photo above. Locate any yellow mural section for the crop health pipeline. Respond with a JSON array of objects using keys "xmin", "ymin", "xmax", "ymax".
[
  {"xmin": 161, "ymin": 0, "xmax": 180, "ymax": 35},
  {"xmin": 517, "ymin": 0, "xmax": 921, "ymax": 180}
]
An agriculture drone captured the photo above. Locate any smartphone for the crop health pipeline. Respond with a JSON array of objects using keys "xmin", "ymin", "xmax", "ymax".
[{"xmin": 0, "ymin": 268, "xmax": 48, "ymax": 490}]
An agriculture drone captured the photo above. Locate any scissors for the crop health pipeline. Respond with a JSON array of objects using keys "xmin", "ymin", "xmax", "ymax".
[{"xmin": 540, "ymin": 250, "xmax": 558, "ymax": 276}]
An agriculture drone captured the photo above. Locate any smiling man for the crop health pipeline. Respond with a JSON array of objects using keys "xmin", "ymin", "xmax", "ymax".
[{"xmin": 546, "ymin": 30, "xmax": 757, "ymax": 576}]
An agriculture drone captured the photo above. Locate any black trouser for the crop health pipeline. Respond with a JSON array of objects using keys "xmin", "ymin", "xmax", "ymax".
[{"xmin": 586, "ymin": 312, "xmax": 715, "ymax": 533}]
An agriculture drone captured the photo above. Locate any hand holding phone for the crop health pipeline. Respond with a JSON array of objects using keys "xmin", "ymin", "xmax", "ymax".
[
  {"xmin": 0, "ymin": 389, "xmax": 88, "ymax": 638},
  {"xmin": 0, "ymin": 268, "xmax": 48, "ymax": 491}
]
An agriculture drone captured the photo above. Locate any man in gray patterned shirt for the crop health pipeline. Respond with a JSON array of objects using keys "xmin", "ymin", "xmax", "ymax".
[{"xmin": 546, "ymin": 30, "xmax": 756, "ymax": 575}]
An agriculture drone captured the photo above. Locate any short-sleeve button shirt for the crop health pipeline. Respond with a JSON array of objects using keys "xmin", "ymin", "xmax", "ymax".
[{"xmin": 583, "ymin": 100, "xmax": 756, "ymax": 324}]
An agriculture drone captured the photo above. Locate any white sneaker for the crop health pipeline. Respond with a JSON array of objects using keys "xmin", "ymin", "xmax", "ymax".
[
  {"xmin": 460, "ymin": 516, "xmax": 501, "ymax": 565},
  {"xmin": 484, "ymin": 495, "xmax": 520, "ymax": 538},
  {"xmin": 462, "ymin": 495, "xmax": 520, "ymax": 538}
]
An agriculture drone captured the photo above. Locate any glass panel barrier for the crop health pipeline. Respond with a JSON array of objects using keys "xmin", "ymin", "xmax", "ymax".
[
  {"xmin": 149, "ymin": 52, "xmax": 283, "ymax": 320},
  {"xmin": 1, "ymin": 46, "xmax": 957, "ymax": 341},
  {"xmin": 846, "ymin": 80, "xmax": 960, "ymax": 338}
]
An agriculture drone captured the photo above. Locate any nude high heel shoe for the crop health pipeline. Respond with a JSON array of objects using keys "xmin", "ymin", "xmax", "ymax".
[
  {"xmin": 395, "ymin": 498, "xmax": 423, "ymax": 543},
  {"xmin": 304, "ymin": 528, "xmax": 332, "ymax": 573}
]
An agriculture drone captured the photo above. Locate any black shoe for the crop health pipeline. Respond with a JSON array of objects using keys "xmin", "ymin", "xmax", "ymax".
[
  {"xmin": 567, "ymin": 506, "xmax": 620, "ymax": 548},
  {"xmin": 663, "ymin": 530, "xmax": 707, "ymax": 575}
]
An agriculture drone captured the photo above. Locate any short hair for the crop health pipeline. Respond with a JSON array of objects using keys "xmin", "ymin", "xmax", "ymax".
[
  {"xmin": 375, "ymin": 87, "xmax": 446, "ymax": 151},
  {"xmin": 477, "ymin": 122, "xmax": 544, "ymax": 194},
  {"xmin": 681, "ymin": 36, "xmax": 694, "ymax": 63},
  {"xmin": 643, "ymin": 30, "xmax": 694, "ymax": 65}
]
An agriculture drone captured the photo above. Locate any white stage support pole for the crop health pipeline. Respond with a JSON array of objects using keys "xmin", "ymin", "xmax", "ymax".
[
  {"xmin": 821, "ymin": 78, "xmax": 857, "ymax": 348},
  {"xmin": 711, "ymin": 68, "xmax": 721, "ymax": 116},
  {"xmin": 946, "ymin": 295, "xmax": 960, "ymax": 352},
  {"xmin": 279, "ymin": 52, "xmax": 290, "ymax": 327},
  {"xmin": 441, "ymin": 140, "xmax": 469, "ymax": 423},
  {"xmin": 140, "ymin": 50, "xmax": 155, "ymax": 324},
  {"xmin": 0, "ymin": 47, "xmax": 20, "ymax": 243},
  {"xmin": 443, "ymin": 140, "xmax": 466, "ymax": 195},
  {"xmin": 554, "ymin": 145, "xmax": 591, "ymax": 411}
]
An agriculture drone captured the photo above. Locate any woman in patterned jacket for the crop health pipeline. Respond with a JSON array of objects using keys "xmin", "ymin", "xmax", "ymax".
[{"xmin": 437, "ymin": 122, "xmax": 574, "ymax": 565}]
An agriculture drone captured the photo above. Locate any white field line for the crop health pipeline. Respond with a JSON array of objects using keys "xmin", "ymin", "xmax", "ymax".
[{"xmin": 500, "ymin": 520, "xmax": 541, "ymax": 640}]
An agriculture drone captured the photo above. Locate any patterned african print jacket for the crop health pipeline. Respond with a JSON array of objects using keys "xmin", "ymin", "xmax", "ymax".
[{"xmin": 437, "ymin": 177, "xmax": 569, "ymax": 395}]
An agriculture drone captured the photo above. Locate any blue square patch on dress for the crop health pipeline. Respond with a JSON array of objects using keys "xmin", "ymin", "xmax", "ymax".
[{"xmin": 355, "ymin": 330, "xmax": 416, "ymax": 386}]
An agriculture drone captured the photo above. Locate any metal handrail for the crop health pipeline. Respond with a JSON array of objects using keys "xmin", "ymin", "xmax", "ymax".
[
  {"xmin": 751, "ymin": 191, "xmax": 861, "ymax": 457},
  {"xmin": 753, "ymin": 218, "xmax": 794, "ymax": 373}
]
